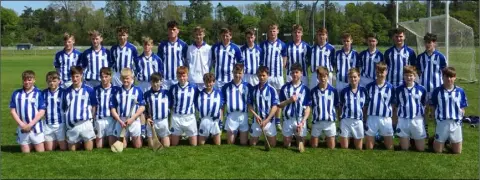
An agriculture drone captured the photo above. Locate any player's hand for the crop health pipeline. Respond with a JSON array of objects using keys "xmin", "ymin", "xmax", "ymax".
[
  {"xmin": 126, "ymin": 118, "xmax": 134, "ymax": 125},
  {"xmin": 255, "ymin": 116, "xmax": 262, "ymax": 125},
  {"xmin": 290, "ymin": 94, "xmax": 298, "ymax": 103},
  {"xmin": 119, "ymin": 121, "xmax": 127, "ymax": 128},
  {"xmin": 21, "ymin": 124, "xmax": 31, "ymax": 133},
  {"xmin": 147, "ymin": 118, "xmax": 154, "ymax": 125},
  {"xmin": 260, "ymin": 120, "xmax": 268, "ymax": 128}
]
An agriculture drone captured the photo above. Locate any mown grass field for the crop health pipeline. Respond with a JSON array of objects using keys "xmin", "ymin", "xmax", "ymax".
[{"xmin": 0, "ymin": 48, "xmax": 479, "ymax": 179}]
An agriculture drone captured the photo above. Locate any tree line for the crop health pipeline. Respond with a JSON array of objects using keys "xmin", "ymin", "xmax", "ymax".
[{"xmin": 1, "ymin": 0, "xmax": 478, "ymax": 47}]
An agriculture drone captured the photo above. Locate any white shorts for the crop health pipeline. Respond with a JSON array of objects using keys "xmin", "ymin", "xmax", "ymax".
[
  {"xmin": 85, "ymin": 80, "xmax": 101, "ymax": 88},
  {"xmin": 171, "ymin": 114, "xmax": 197, "ymax": 137},
  {"xmin": 225, "ymin": 112, "xmax": 249, "ymax": 133},
  {"xmin": 60, "ymin": 81, "xmax": 73, "ymax": 89},
  {"xmin": 250, "ymin": 121, "xmax": 277, "ymax": 137},
  {"xmin": 66, "ymin": 120, "xmax": 96, "ymax": 144},
  {"xmin": 434, "ymin": 119, "xmax": 463, "ymax": 143},
  {"xmin": 339, "ymin": 118, "xmax": 364, "ymax": 139},
  {"xmin": 360, "ymin": 77, "xmax": 374, "ymax": 88},
  {"xmin": 198, "ymin": 117, "xmax": 221, "ymax": 137},
  {"xmin": 396, "ymin": 116, "xmax": 426, "ymax": 140},
  {"xmin": 162, "ymin": 80, "xmax": 178, "ymax": 90},
  {"xmin": 214, "ymin": 81, "xmax": 228, "ymax": 89},
  {"xmin": 365, "ymin": 116, "xmax": 394, "ymax": 137},
  {"xmin": 112, "ymin": 72, "xmax": 123, "ymax": 87},
  {"xmin": 311, "ymin": 121, "xmax": 337, "ymax": 137},
  {"xmin": 244, "ymin": 74, "xmax": 259, "ymax": 86},
  {"xmin": 282, "ymin": 118, "xmax": 307, "ymax": 137},
  {"xmin": 113, "ymin": 117, "xmax": 141, "ymax": 137},
  {"xmin": 95, "ymin": 117, "xmax": 115, "ymax": 138},
  {"xmin": 137, "ymin": 81, "xmax": 151, "ymax": 93},
  {"xmin": 44, "ymin": 123, "xmax": 66, "ymax": 141},
  {"xmin": 336, "ymin": 81, "xmax": 349, "ymax": 92},
  {"xmin": 16, "ymin": 128, "xmax": 45, "ymax": 145},
  {"xmin": 268, "ymin": 76, "xmax": 284, "ymax": 90},
  {"xmin": 309, "ymin": 72, "xmax": 333, "ymax": 89},
  {"xmin": 286, "ymin": 75, "xmax": 308, "ymax": 85},
  {"xmin": 146, "ymin": 118, "xmax": 170, "ymax": 138}
]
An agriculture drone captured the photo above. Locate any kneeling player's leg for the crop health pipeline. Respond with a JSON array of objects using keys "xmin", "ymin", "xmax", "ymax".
[
  {"xmin": 265, "ymin": 122, "xmax": 277, "ymax": 147},
  {"xmin": 353, "ymin": 120, "xmax": 364, "ymax": 150},
  {"xmin": 249, "ymin": 123, "xmax": 261, "ymax": 146},
  {"xmin": 339, "ymin": 120, "xmax": 350, "ymax": 149},
  {"xmin": 282, "ymin": 120, "xmax": 294, "ymax": 148},
  {"xmin": 324, "ymin": 122, "xmax": 337, "ymax": 149}
]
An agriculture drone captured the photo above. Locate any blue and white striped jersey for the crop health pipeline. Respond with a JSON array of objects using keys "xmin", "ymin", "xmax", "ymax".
[
  {"xmin": 221, "ymin": 81, "xmax": 252, "ymax": 113},
  {"xmin": 10, "ymin": 88, "xmax": 46, "ymax": 133},
  {"xmin": 241, "ymin": 44, "xmax": 263, "ymax": 75},
  {"xmin": 248, "ymin": 83, "xmax": 279, "ymax": 119},
  {"xmin": 259, "ymin": 39, "xmax": 287, "ymax": 77},
  {"xmin": 310, "ymin": 84, "xmax": 340, "ymax": 122},
  {"xmin": 279, "ymin": 82, "xmax": 311, "ymax": 120},
  {"xmin": 416, "ymin": 50, "xmax": 447, "ymax": 93},
  {"xmin": 307, "ymin": 43, "xmax": 336, "ymax": 73},
  {"xmin": 384, "ymin": 45, "xmax": 417, "ymax": 87},
  {"xmin": 111, "ymin": 42, "xmax": 138, "ymax": 73},
  {"xmin": 334, "ymin": 48, "xmax": 360, "ymax": 83},
  {"xmin": 94, "ymin": 84, "xmax": 120, "ymax": 119},
  {"xmin": 63, "ymin": 84, "xmax": 97, "ymax": 128},
  {"xmin": 169, "ymin": 82, "xmax": 198, "ymax": 115},
  {"xmin": 144, "ymin": 89, "xmax": 171, "ymax": 120},
  {"xmin": 157, "ymin": 39, "xmax": 188, "ymax": 81},
  {"xmin": 110, "ymin": 85, "xmax": 145, "ymax": 118},
  {"xmin": 42, "ymin": 87, "xmax": 66, "ymax": 125},
  {"xmin": 79, "ymin": 46, "xmax": 113, "ymax": 81},
  {"xmin": 195, "ymin": 88, "xmax": 224, "ymax": 120},
  {"xmin": 365, "ymin": 81, "xmax": 395, "ymax": 117},
  {"xmin": 358, "ymin": 49, "xmax": 384, "ymax": 79},
  {"xmin": 431, "ymin": 85, "xmax": 468, "ymax": 121},
  {"xmin": 53, "ymin": 49, "xmax": 82, "ymax": 82},
  {"xmin": 211, "ymin": 42, "xmax": 243, "ymax": 83},
  {"xmin": 339, "ymin": 85, "xmax": 368, "ymax": 120},
  {"xmin": 134, "ymin": 52, "xmax": 163, "ymax": 82},
  {"xmin": 286, "ymin": 41, "xmax": 310, "ymax": 76},
  {"xmin": 395, "ymin": 83, "xmax": 427, "ymax": 119}
]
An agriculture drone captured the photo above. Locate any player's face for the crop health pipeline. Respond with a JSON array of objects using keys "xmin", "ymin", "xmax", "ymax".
[
  {"xmin": 291, "ymin": 70, "xmax": 302, "ymax": 83},
  {"xmin": 317, "ymin": 32, "xmax": 327, "ymax": 44},
  {"xmin": 205, "ymin": 80, "xmax": 215, "ymax": 90},
  {"xmin": 194, "ymin": 31, "xmax": 205, "ymax": 44},
  {"xmin": 47, "ymin": 79, "xmax": 60, "ymax": 89},
  {"xmin": 342, "ymin": 37, "xmax": 352, "ymax": 48},
  {"xmin": 348, "ymin": 72, "xmax": 360, "ymax": 87},
  {"xmin": 64, "ymin": 38, "xmax": 74, "ymax": 51},
  {"xmin": 425, "ymin": 41, "xmax": 436, "ymax": 52},
  {"xmin": 151, "ymin": 80, "xmax": 162, "ymax": 91},
  {"xmin": 71, "ymin": 73, "xmax": 82, "ymax": 86},
  {"xmin": 23, "ymin": 77, "xmax": 35, "ymax": 90},
  {"xmin": 143, "ymin": 43, "xmax": 153, "ymax": 53},
  {"xmin": 376, "ymin": 69, "xmax": 387, "ymax": 80},
  {"xmin": 233, "ymin": 70, "xmax": 244, "ymax": 83},
  {"xmin": 177, "ymin": 73, "xmax": 188, "ymax": 85},
  {"xmin": 267, "ymin": 28, "xmax": 278, "ymax": 40},
  {"xmin": 91, "ymin": 36, "xmax": 103, "ymax": 48},
  {"xmin": 393, "ymin": 33, "xmax": 405, "ymax": 46},
  {"xmin": 317, "ymin": 74, "xmax": 328, "ymax": 86},
  {"xmin": 246, "ymin": 34, "xmax": 255, "ymax": 44},
  {"xmin": 168, "ymin": 27, "xmax": 179, "ymax": 39},
  {"xmin": 257, "ymin": 71, "xmax": 269, "ymax": 84},
  {"xmin": 404, "ymin": 73, "xmax": 415, "ymax": 85},
  {"xmin": 100, "ymin": 73, "xmax": 111, "ymax": 86},
  {"xmin": 442, "ymin": 75, "xmax": 456, "ymax": 87},
  {"xmin": 367, "ymin": 37, "xmax": 378, "ymax": 49},
  {"xmin": 221, "ymin": 33, "xmax": 232, "ymax": 44},
  {"xmin": 117, "ymin": 33, "xmax": 128, "ymax": 44},
  {"xmin": 121, "ymin": 75, "xmax": 133, "ymax": 87},
  {"xmin": 293, "ymin": 30, "xmax": 303, "ymax": 42}
]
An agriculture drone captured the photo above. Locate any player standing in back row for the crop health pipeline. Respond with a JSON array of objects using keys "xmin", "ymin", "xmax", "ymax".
[
  {"xmin": 285, "ymin": 24, "xmax": 309, "ymax": 84},
  {"xmin": 54, "ymin": 33, "xmax": 82, "ymax": 89},
  {"xmin": 307, "ymin": 28, "xmax": 336, "ymax": 89},
  {"xmin": 158, "ymin": 20, "xmax": 188, "ymax": 90},
  {"xmin": 111, "ymin": 26, "xmax": 138, "ymax": 87},
  {"xmin": 384, "ymin": 28, "xmax": 416, "ymax": 88}
]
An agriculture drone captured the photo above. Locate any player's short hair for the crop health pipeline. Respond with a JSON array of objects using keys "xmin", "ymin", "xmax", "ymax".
[
  {"xmin": 142, "ymin": 36, "xmax": 154, "ymax": 45},
  {"xmin": 257, "ymin": 66, "xmax": 270, "ymax": 75},
  {"xmin": 316, "ymin": 27, "xmax": 328, "ymax": 34},
  {"xmin": 116, "ymin": 26, "xmax": 129, "ymax": 34},
  {"xmin": 442, "ymin": 67, "xmax": 457, "ymax": 78},
  {"xmin": 150, "ymin": 72, "xmax": 163, "ymax": 82},
  {"xmin": 290, "ymin": 63, "xmax": 303, "ymax": 73},
  {"xmin": 63, "ymin": 32, "xmax": 75, "ymax": 41},
  {"xmin": 220, "ymin": 27, "xmax": 232, "ymax": 35},
  {"xmin": 316, "ymin": 66, "xmax": 329, "ymax": 77},
  {"xmin": 100, "ymin": 67, "xmax": 112, "ymax": 76},
  {"xmin": 167, "ymin": 20, "xmax": 179, "ymax": 29},
  {"xmin": 365, "ymin": 32, "xmax": 377, "ymax": 40},
  {"xmin": 193, "ymin": 26, "xmax": 205, "ymax": 33},
  {"xmin": 342, "ymin": 32, "xmax": 352, "ymax": 40},
  {"xmin": 348, "ymin": 68, "xmax": 360, "ymax": 77},
  {"xmin": 245, "ymin": 28, "xmax": 255, "ymax": 36},
  {"xmin": 70, "ymin": 66, "xmax": 83, "ymax": 76},
  {"xmin": 88, "ymin": 30, "xmax": 102, "ymax": 38},
  {"xmin": 375, "ymin": 62, "xmax": 388, "ymax": 73},
  {"xmin": 177, "ymin": 66, "xmax": 189, "ymax": 75},
  {"xmin": 390, "ymin": 28, "xmax": 405, "ymax": 37},
  {"xmin": 403, "ymin": 65, "xmax": 417, "ymax": 76},
  {"xmin": 22, "ymin": 70, "xmax": 35, "ymax": 80},
  {"xmin": 120, "ymin": 68, "xmax": 133, "ymax": 79},
  {"xmin": 233, "ymin": 63, "xmax": 244, "ymax": 73},
  {"xmin": 423, "ymin": 33, "xmax": 437, "ymax": 43},
  {"xmin": 46, "ymin": 71, "xmax": 60, "ymax": 81},
  {"xmin": 203, "ymin": 73, "xmax": 215, "ymax": 83},
  {"xmin": 292, "ymin": 24, "xmax": 303, "ymax": 32},
  {"xmin": 268, "ymin": 23, "xmax": 279, "ymax": 30}
]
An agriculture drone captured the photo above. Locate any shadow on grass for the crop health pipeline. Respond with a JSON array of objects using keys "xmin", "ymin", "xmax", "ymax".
[{"xmin": 1, "ymin": 145, "xmax": 21, "ymax": 153}]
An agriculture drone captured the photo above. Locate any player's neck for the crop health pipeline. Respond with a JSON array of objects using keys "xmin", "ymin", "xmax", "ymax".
[
  {"xmin": 73, "ymin": 83, "xmax": 82, "ymax": 89},
  {"xmin": 222, "ymin": 41, "xmax": 230, "ymax": 46},
  {"xmin": 318, "ymin": 41, "xmax": 327, "ymax": 47},
  {"xmin": 292, "ymin": 80, "xmax": 301, "ymax": 86},
  {"xmin": 368, "ymin": 47, "xmax": 377, "ymax": 53},
  {"xmin": 122, "ymin": 84, "xmax": 133, "ymax": 90},
  {"xmin": 350, "ymin": 84, "xmax": 358, "ymax": 91},
  {"xmin": 49, "ymin": 86, "xmax": 59, "ymax": 92},
  {"xmin": 205, "ymin": 87, "xmax": 213, "ymax": 93},
  {"xmin": 443, "ymin": 84, "xmax": 454, "ymax": 90},
  {"xmin": 259, "ymin": 82, "xmax": 266, "ymax": 89},
  {"xmin": 93, "ymin": 45, "xmax": 102, "ymax": 51},
  {"xmin": 376, "ymin": 79, "xmax": 386, "ymax": 86},
  {"xmin": 293, "ymin": 39, "xmax": 301, "ymax": 45},
  {"xmin": 23, "ymin": 86, "xmax": 34, "ymax": 93},
  {"xmin": 343, "ymin": 46, "xmax": 351, "ymax": 53},
  {"xmin": 233, "ymin": 79, "xmax": 242, "ymax": 85},
  {"xmin": 144, "ymin": 50, "xmax": 152, "ymax": 57},
  {"xmin": 119, "ymin": 41, "xmax": 127, "ymax": 47},
  {"xmin": 395, "ymin": 43, "xmax": 404, "ymax": 49},
  {"xmin": 195, "ymin": 41, "xmax": 203, "ymax": 47},
  {"xmin": 168, "ymin": 37, "xmax": 178, "ymax": 43},
  {"xmin": 406, "ymin": 82, "xmax": 414, "ymax": 88},
  {"xmin": 247, "ymin": 42, "xmax": 255, "ymax": 48},
  {"xmin": 318, "ymin": 83, "xmax": 328, "ymax": 90},
  {"xmin": 268, "ymin": 38, "xmax": 277, "ymax": 43},
  {"xmin": 64, "ymin": 48, "xmax": 73, "ymax": 54},
  {"xmin": 102, "ymin": 83, "xmax": 111, "ymax": 89},
  {"xmin": 427, "ymin": 49, "xmax": 435, "ymax": 55}
]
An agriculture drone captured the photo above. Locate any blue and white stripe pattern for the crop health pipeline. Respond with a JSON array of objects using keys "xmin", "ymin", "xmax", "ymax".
[
  {"xmin": 416, "ymin": 50, "xmax": 447, "ymax": 92},
  {"xmin": 340, "ymin": 85, "xmax": 368, "ymax": 120},
  {"xmin": 358, "ymin": 49, "xmax": 384, "ymax": 79},
  {"xmin": 241, "ymin": 44, "xmax": 263, "ymax": 75},
  {"xmin": 365, "ymin": 82, "xmax": 395, "ymax": 117},
  {"xmin": 169, "ymin": 83, "xmax": 198, "ymax": 115},
  {"xmin": 384, "ymin": 45, "xmax": 416, "ymax": 87},
  {"xmin": 110, "ymin": 86, "xmax": 145, "ymax": 118},
  {"xmin": 334, "ymin": 49, "xmax": 359, "ymax": 83},
  {"xmin": 286, "ymin": 41, "xmax": 309, "ymax": 76},
  {"xmin": 195, "ymin": 88, "xmax": 224, "ymax": 119},
  {"xmin": 42, "ymin": 88, "xmax": 66, "ymax": 125},
  {"xmin": 157, "ymin": 39, "xmax": 188, "ymax": 81},
  {"xmin": 63, "ymin": 84, "xmax": 97, "ymax": 128},
  {"xmin": 211, "ymin": 42, "xmax": 243, "ymax": 83},
  {"xmin": 144, "ymin": 89, "xmax": 171, "ymax": 120},
  {"xmin": 111, "ymin": 42, "xmax": 138, "ymax": 73},
  {"xmin": 221, "ymin": 81, "xmax": 252, "ymax": 113},
  {"xmin": 431, "ymin": 86, "xmax": 468, "ymax": 121},
  {"xmin": 80, "ymin": 46, "xmax": 113, "ymax": 81},
  {"xmin": 53, "ymin": 49, "xmax": 82, "ymax": 82},
  {"xmin": 10, "ymin": 88, "xmax": 46, "ymax": 133},
  {"xmin": 94, "ymin": 85, "xmax": 119, "ymax": 119},
  {"xmin": 310, "ymin": 84, "xmax": 340, "ymax": 122},
  {"xmin": 248, "ymin": 83, "xmax": 279, "ymax": 119},
  {"xmin": 307, "ymin": 43, "xmax": 336, "ymax": 72},
  {"xmin": 395, "ymin": 83, "xmax": 427, "ymax": 119},
  {"xmin": 279, "ymin": 82, "xmax": 311, "ymax": 120},
  {"xmin": 260, "ymin": 39, "xmax": 287, "ymax": 77},
  {"xmin": 135, "ymin": 53, "xmax": 163, "ymax": 82}
]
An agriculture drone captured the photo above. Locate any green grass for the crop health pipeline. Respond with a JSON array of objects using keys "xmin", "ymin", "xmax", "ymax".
[{"xmin": 1, "ymin": 53, "xmax": 479, "ymax": 179}]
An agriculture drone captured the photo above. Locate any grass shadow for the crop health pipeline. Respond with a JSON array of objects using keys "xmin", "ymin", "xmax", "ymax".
[{"xmin": 1, "ymin": 145, "xmax": 22, "ymax": 153}]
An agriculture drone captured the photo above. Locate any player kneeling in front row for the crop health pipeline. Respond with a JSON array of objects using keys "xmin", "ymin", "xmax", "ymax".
[
  {"xmin": 278, "ymin": 63, "xmax": 311, "ymax": 152},
  {"xmin": 310, "ymin": 66, "xmax": 340, "ymax": 149},
  {"xmin": 431, "ymin": 67, "xmax": 467, "ymax": 154},
  {"xmin": 42, "ymin": 71, "xmax": 67, "ymax": 151},
  {"xmin": 93, "ymin": 67, "xmax": 119, "ymax": 148},
  {"xmin": 196, "ymin": 73, "xmax": 224, "ymax": 145},
  {"xmin": 144, "ymin": 72, "xmax": 171, "ymax": 148},
  {"xmin": 394, "ymin": 66, "xmax": 427, "ymax": 151},
  {"xmin": 248, "ymin": 66, "xmax": 279, "ymax": 147},
  {"xmin": 110, "ymin": 68, "xmax": 145, "ymax": 148}
]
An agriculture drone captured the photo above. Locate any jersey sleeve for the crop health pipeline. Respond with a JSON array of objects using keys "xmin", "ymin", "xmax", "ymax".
[
  {"xmin": 88, "ymin": 87, "xmax": 97, "ymax": 106},
  {"xmin": 329, "ymin": 47, "xmax": 336, "ymax": 70},
  {"xmin": 210, "ymin": 45, "xmax": 216, "ymax": 70},
  {"xmin": 79, "ymin": 52, "xmax": 87, "ymax": 68},
  {"xmin": 430, "ymin": 88, "xmax": 438, "ymax": 106},
  {"xmin": 440, "ymin": 53, "xmax": 447, "ymax": 69},
  {"xmin": 37, "ymin": 91, "xmax": 46, "ymax": 110},
  {"xmin": 107, "ymin": 49, "xmax": 114, "ymax": 68},
  {"xmin": 235, "ymin": 47, "xmax": 243, "ymax": 64},
  {"xmin": 460, "ymin": 89, "xmax": 468, "ymax": 108},
  {"xmin": 305, "ymin": 46, "xmax": 312, "ymax": 65},
  {"xmin": 271, "ymin": 88, "xmax": 280, "ymax": 106},
  {"xmin": 279, "ymin": 86, "xmax": 287, "ymax": 102},
  {"xmin": 303, "ymin": 88, "xmax": 312, "ymax": 106},
  {"xmin": 408, "ymin": 49, "xmax": 417, "ymax": 66},
  {"xmin": 53, "ymin": 52, "xmax": 60, "ymax": 69},
  {"xmin": 334, "ymin": 89, "xmax": 340, "ymax": 107},
  {"xmin": 137, "ymin": 88, "xmax": 145, "ymax": 106},
  {"xmin": 415, "ymin": 55, "xmax": 422, "ymax": 76},
  {"xmin": 389, "ymin": 86, "xmax": 395, "ymax": 105},
  {"xmin": 109, "ymin": 91, "xmax": 118, "ymax": 109},
  {"xmin": 420, "ymin": 87, "xmax": 427, "ymax": 106},
  {"xmin": 9, "ymin": 91, "xmax": 17, "ymax": 109},
  {"xmin": 355, "ymin": 51, "xmax": 361, "ymax": 68},
  {"xmin": 339, "ymin": 89, "xmax": 346, "ymax": 106},
  {"xmin": 259, "ymin": 47, "xmax": 265, "ymax": 66},
  {"xmin": 281, "ymin": 43, "xmax": 287, "ymax": 57},
  {"xmin": 157, "ymin": 43, "xmax": 164, "ymax": 60},
  {"xmin": 167, "ymin": 89, "xmax": 174, "ymax": 109}
]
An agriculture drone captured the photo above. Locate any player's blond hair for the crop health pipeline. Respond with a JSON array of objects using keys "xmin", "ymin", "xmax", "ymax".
[
  {"xmin": 63, "ymin": 32, "xmax": 75, "ymax": 41},
  {"xmin": 120, "ymin": 68, "xmax": 134, "ymax": 79},
  {"xmin": 375, "ymin": 62, "xmax": 388, "ymax": 73},
  {"xmin": 403, "ymin": 65, "xmax": 417, "ymax": 76},
  {"xmin": 348, "ymin": 68, "xmax": 360, "ymax": 77},
  {"xmin": 142, "ymin": 36, "xmax": 153, "ymax": 45},
  {"xmin": 88, "ymin": 30, "xmax": 102, "ymax": 38},
  {"xmin": 193, "ymin": 26, "xmax": 205, "ymax": 33}
]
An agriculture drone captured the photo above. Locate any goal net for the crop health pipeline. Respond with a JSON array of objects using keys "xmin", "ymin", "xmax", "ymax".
[{"xmin": 399, "ymin": 14, "xmax": 478, "ymax": 83}]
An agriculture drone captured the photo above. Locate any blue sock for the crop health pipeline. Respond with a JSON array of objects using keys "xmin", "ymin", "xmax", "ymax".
[{"xmin": 275, "ymin": 118, "xmax": 281, "ymax": 125}]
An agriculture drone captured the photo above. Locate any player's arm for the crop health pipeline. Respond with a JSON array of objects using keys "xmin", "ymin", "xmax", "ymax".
[
  {"xmin": 129, "ymin": 91, "xmax": 146, "ymax": 123},
  {"xmin": 277, "ymin": 87, "xmax": 295, "ymax": 108},
  {"xmin": 27, "ymin": 94, "xmax": 47, "ymax": 130},
  {"xmin": 301, "ymin": 106, "xmax": 311, "ymax": 127},
  {"xmin": 54, "ymin": 53, "xmax": 61, "ymax": 73}
]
